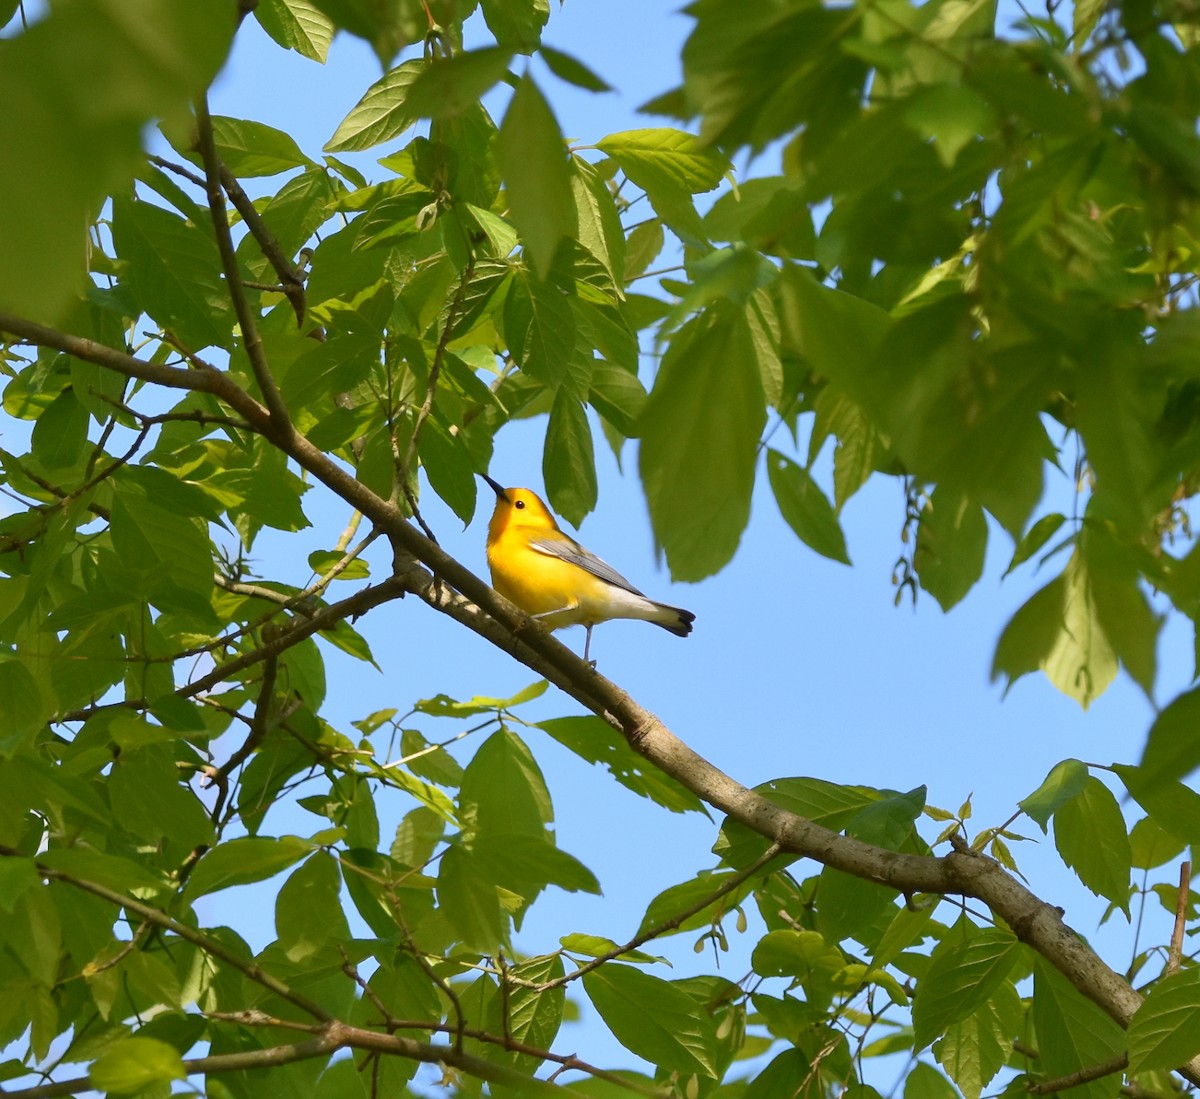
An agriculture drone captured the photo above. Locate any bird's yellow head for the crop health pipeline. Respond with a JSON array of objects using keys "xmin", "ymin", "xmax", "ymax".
[{"xmin": 483, "ymin": 476, "xmax": 560, "ymax": 542}]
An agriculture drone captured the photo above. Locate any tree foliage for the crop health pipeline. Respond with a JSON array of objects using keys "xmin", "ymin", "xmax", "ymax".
[{"xmin": 4, "ymin": 0, "xmax": 1200, "ymax": 1095}]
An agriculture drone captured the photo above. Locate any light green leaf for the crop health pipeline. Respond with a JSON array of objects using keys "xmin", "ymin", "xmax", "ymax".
[
  {"xmin": 1019, "ymin": 758, "xmax": 1089, "ymax": 832},
  {"xmin": 1054, "ymin": 777, "xmax": 1131, "ymax": 914},
  {"xmin": 595, "ymin": 128, "xmax": 729, "ymax": 246},
  {"xmin": 637, "ymin": 871, "xmax": 752, "ymax": 938},
  {"xmin": 1128, "ymin": 967, "xmax": 1200, "ymax": 1072},
  {"xmin": 1129, "ymin": 815, "xmax": 1185, "ymax": 871},
  {"xmin": 933, "ymin": 980, "xmax": 1021, "ymax": 1099},
  {"xmin": 767, "ymin": 449, "xmax": 850, "ymax": 564},
  {"xmin": 208, "ymin": 116, "xmax": 314, "ymax": 176},
  {"xmin": 1002, "ymin": 513, "xmax": 1066, "ymax": 578},
  {"xmin": 255, "ymin": 0, "xmax": 335, "ymax": 61},
  {"xmin": 640, "ymin": 303, "xmax": 767, "ymax": 581},
  {"xmin": 543, "ymin": 390, "xmax": 597, "ymax": 527},
  {"xmin": 584, "ymin": 964, "xmax": 719, "ymax": 1077},
  {"xmin": 438, "ymin": 844, "xmax": 505, "ymax": 953},
  {"xmin": 325, "ymin": 60, "xmax": 424, "ymax": 152},
  {"xmin": 571, "ymin": 157, "xmax": 626, "ymax": 292},
  {"xmin": 0, "ymin": 857, "xmax": 38, "ymax": 914},
  {"xmin": 90, "ymin": 1037, "xmax": 185, "ymax": 1094},
  {"xmin": 418, "ymin": 416, "xmax": 478, "ymax": 525},
  {"xmin": 496, "ymin": 73, "xmax": 574, "ymax": 278}
]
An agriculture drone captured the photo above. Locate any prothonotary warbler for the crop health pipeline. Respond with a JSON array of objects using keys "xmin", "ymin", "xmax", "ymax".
[{"xmin": 483, "ymin": 475, "xmax": 695, "ymax": 664}]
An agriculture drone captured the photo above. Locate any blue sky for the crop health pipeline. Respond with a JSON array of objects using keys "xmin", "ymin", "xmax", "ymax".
[{"xmin": 171, "ymin": 0, "xmax": 1197, "ymax": 1086}]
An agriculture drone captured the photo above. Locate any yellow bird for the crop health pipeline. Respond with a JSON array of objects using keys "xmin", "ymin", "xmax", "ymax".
[{"xmin": 483, "ymin": 475, "xmax": 695, "ymax": 664}]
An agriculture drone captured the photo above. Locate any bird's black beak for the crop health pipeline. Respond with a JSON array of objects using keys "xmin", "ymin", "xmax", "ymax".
[{"xmin": 482, "ymin": 474, "xmax": 507, "ymax": 501}]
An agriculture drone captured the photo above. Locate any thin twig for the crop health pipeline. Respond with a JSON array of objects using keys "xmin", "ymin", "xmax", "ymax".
[
  {"xmin": 194, "ymin": 95, "xmax": 291, "ymax": 429},
  {"xmin": 539, "ymin": 842, "xmax": 784, "ymax": 991},
  {"xmin": 1027, "ymin": 1052, "xmax": 1129, "ymax": 1094},
  {"xmin": 0, "ymin": 846, "xmax": 331, "ymax": 1023},
  {"xmin": 1167, "ymin": 860, "xmax": 1191, "ymax": 975}
]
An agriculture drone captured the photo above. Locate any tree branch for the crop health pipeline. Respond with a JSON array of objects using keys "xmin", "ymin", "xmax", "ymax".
[
  {"xmin": 217, "ymin": 162, "xmax": 308, "ymax": 326},
  {"xmin": 193, "ymin": 95, "xmax": 291, "ymax": 430},
  {"xmin": 1028, "ymin": 1052, "xmax": 1129, "ymax": 1095}
]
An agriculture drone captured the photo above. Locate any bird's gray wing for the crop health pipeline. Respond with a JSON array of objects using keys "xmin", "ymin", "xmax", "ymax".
[{"xmin": 528, "ymin": 537, "xmax": 647, "ymax": 597}]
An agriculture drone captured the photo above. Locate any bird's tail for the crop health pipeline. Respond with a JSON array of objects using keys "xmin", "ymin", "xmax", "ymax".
[{"xmin": 651, "ymin": 602, "xmax": 696, "ymax": 638}]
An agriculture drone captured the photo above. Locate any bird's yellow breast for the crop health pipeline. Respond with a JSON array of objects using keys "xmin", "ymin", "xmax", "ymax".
[{"xmin": 487, "ymin": 530, "xmax": 600, "ymax": 627}]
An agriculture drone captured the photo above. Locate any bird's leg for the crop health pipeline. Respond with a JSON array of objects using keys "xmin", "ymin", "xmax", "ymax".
[{"xmin": 583, "ymin": 624, "xmax": 596, "ymax": 669}]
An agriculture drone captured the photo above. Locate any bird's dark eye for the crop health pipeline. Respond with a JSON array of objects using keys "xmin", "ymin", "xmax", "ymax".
[{"xmin": 515, "ymin": 500, "xmax": 526, "ymax": 510}]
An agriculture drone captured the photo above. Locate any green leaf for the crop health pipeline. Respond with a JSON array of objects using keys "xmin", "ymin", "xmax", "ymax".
[
  {"xmin": 640, "ymin": 303, "xmax": 767, "ymax": 581},
  {"xmin": 543, "ymin": 390, "xmax": 597, "ymax": 527},
  {"xmin": 571, "ymin": 156, "xmax": 626, "ymax": 291},
  {"xmin": 1002, "ymin": 513, "xmax": 1066, "ymax": 578},
  {"xmin": 307, "ymin": 549, "xmax": 370, "ymax": 581},
  {"xmin": 325, "ymin": 60, "xmax": 424, "ymax": 152},
  {"xmin": 583, "ymin": 964, "xmax": 719, "ymax": 1077},
  {"xmin": 438, "ymin": 844, "xmax": 505, "ymax": 952},
  {"xmin": 418, "ymin": 416, "xmax": 478, "ymax": 525},
  {"xmin": 503, "ymin": 267, "xmax": 576, "ymax": 389},
  {"xmin": 911, "ymin": 917, "xmax": 1018, "ymax": 1050},
  {"xmin": 744, "ymin": 1049, "xmax": 812, "ymax": 1099},
  {"xmin": 460, "ymin": 729, "xmax": 553, "ymax": 838},
  {"xmin": 1114, "ymin": 764, "xmax": 1200, "ymax": 846},
  {"xmin": 276, "ymin": 852, "xmax": 352, "ymax": 962},
  {"xmin": 1032, "ymin": 958, "xmax": 1125, "ymax": 1099},
  {"xmin": 766, "ymin": 449, "xmax": 850, "ymax": 565},
  {"xmin": 185, "ymin": 835, "xmax": 314, "ymax": 899},
  {"xmin": 0, "ymin": 661, "xmax": 50, "ymax": 757},
  {"xmin": 541, "ymin": 45, "xmax": 612, "ymax": 91},
  {"xmin": 1019, "ymin": 758, "xmax": 1089, "ymax": 832},
  {"xmin": 110, "ymin": 195, "xmax": 233, "ymax": 351},
  {"xmin": 89, "ymin": 1037, "xmax": 185, "ymax": 1094},
  {"xmin": 208, "ymin": 116, "xmax": 314, "ymax": 176},
  {"xmin": 0, "ymin": 0, "xmax": 235, "ymax": 321},
  {"xmin": 0, "ymin": 857, "xmax": 38, "ymax": 914},
  {"xmin": 537, "ymin": 715, "xmax": 704, "ymax": 814},
  {"xmin": 751, "ymin": 929, "xmax": 843, "ymax": 988},
  {"xmin": 1053, "ymin": 776, "xmax": 1131, "ymax": 915},
  {"xmin": 914, "ymin": 490, "xmax": 987, "ymax": 611},
  {"xmin": 1128, "ymin": 967, "xmax": 1200, "ymax": 1072},
  {"xmin": 905, "ymin": 1063, "xmax": 959, "ymax": 1099},
  {"xmin": 481, "ymin": 0, "xmax": 549, "ymax": 51},
  {"xmin": 255, "ymin": 0, "xmax": 335, "ymax": 61},
  {"xmin": 1141, "ymin": 687, "xmax": 1200, "ymax": 787},
  {"xmin": 404, "ymin": 48, "xmax": 515, "ymax": 119},
  {"xmin": 1129, "ymin": 815, "xmax": 1185, "ymax": 871},
  {"xmin": 637, "ymin": 871, "xmax": 754, "ymax": 938},
  {"xmin": 496, "ymin": 74, "xmax": 574, "ymax": 279},
  {"xmin": 30, "ymin": 389, "xmax": 89, "ymax": 472}
]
